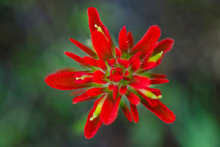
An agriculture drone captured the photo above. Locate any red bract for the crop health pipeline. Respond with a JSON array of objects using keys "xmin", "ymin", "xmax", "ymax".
[{"xmin": 45, "ymin": 7, "xmax": 175, "ymax": 139}]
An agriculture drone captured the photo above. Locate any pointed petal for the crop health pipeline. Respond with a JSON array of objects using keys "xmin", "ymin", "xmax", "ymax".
[
  {"xmin": 113, "ymin": 86, "xmax": 118, "ymax": 100},
  {"xmin": 119, "ymin": 26, "xmax": 128, "ymax": 52},
  {"xmin": 130, "ymin": 58, "xmax": 141, "ymax": 72},
  {"xmin": 115, "ymin": 47, "xmax": 122, "ymax": 58},
  {"xmin": 88, "ymin": 7, "xmax": 105, "ymax": 34},
  {"xmin": 54, "ymin": 67, "xmax": 76, "ymax": 73},
  {"xmin": 45, "ymin": 72, "xmax": 92, "ymax": 90},
  {"xmin": 127, "ymin": 31, "xmax": 134, "ymax": 50},
  {"xmin": 104, "ymin": 28, "xmax": 115, "ymax": 49},
  {"xmin": 131, "ymin": 25, "xmax": 161, "ymax": 59},
  {"xmin": 129, "ymin": 75, "xmax": 150, "ymax": 89},
  {"xmin": 141, "ymin": 99, "xmax": 176, "ymax": 123},
  {"xmin": 153, "ymin": 38, "xmax": 174, "ymax": 67},
  {"xmin": 97, "ymin": 59, "xmax": 107, "ymax": 71},
  {"xmin": 88, "ymin": 7, "xmax": 106, "ymax": 33},
  {"xmin": 130, "ymin": 102, "xmax": 139, "ymax": 123},
  {"xmin": 83, "ymin": 56, "xmax": 98, "ymax": 67},
  {"xmin": 119, "ymin": 86, "xmax": 127, "ymax": 95},
  {"xmin": 91, "ymin": 30, "xmax": 113, "ymax": 60},
  {"xmin": 141, "ymin": 61, "xmax": 156, "ymax": 70},
  {"xmin": 137, "ymin": 90, "xmax": 158, "ymax": 107},
  {"xmin": 84, "ymin": 98, "xmax": 103, "ymax": 139},
  {"xmin": 69, "ymin": 38, "xmax": 97, "ymax": 58},
  {"xmin": 93, "ymin": 70, "xmax": 107, "ymax": 84},
  {"xmin": 147, "ymin": 87, "xmax": 162, "ymax": 98},
  {"xmin": 72, "ymin": 88, "xmax": 105, "ymax": 104},
  {"xmin": 88, "ymin": 7, "xmax": 115, "ymax": 50},
  {"xmin": 120, "ymin": 102, "xmax": 132, "ymax": 122},
  {"xmin": 150, "ymin": 73, "xmax": 167, "ymax": 79},
  {"xmin": 100, "ymin": 95, "xmax": 121, "ymax": 125},
  {"xmin": 65, "ymin": 52, "xmax": 89, "ymax": 67},
  {"xmin": 70, "ymin": 89, "xmax": 87, "ymax": 96},
  {"xmin": 107, "ymin": 58, "xmax": 116, "ymax": 67},
  {"xmin": 126, "ymin": 91, "xmax": 140, "ymax": 105},
  {"xmin": 153, "ymin": 38, "xmax": 174, "ymax": 56},
  {"xmin": 151, "ymin": 79, "xmax": 169, "ymax": 85},
  {"xmin": 129, "ymin": 51, "xmax": 141, "ymax": 64},
  {"xmin": 117, "ymin": 59, "xmax": 130, "ymax": 68},
  {"xmin": 72, "ymin": 95, "xmax": 97, "ymax": 104}
]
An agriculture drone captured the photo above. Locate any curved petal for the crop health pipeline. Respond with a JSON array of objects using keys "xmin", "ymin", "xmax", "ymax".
[
  {"xmin": 125, "ymin": 91, "xmax": 140, "ymax": 105},
  {"xmin": 72, "ymin": 88, "xmax": 105, "ymax": 104},
  {"xmin": 141, "ymin": 99, "xmax": 176, "ymax": 123},
  {"xmin": 151, "ymin": 79, "xmax": 169, "ymax": 85},
  {"xmin": 131, "ymin": 25, "xmax": 161, "ymax": 59},
  {"xmin": 130, "ymin": 102, "xmax": 139, "ymax": 123},
  {"xmin": 91, "ymin": 30, "xmax": 113, "ymax": 60},
  {"xmin": 70, "ymin": 89, "xmax": 87, "ymax": 96},
  {"xmin": 97, "ymin": 59, "xmax": 107, "ymax": 71},
  {"xmin": 141, "ymin": 61, "xmax": 156, "ymax": 70},
  {"xmin": 54, "ymin": 67, "xmax": 76, "ymax": 73},
  {"xmin": 153, "ymin": 38, "xmax": 174, "ymax": 56},
  {"xmin": 129, "ymin": 75, "xmax": 150, "ymax": 89},
  {"xmin": 119, "ymin": 26, "xmax": 128, "ymax": 52},
  {"xmin": 115, "ymin": 47, "xmax": 122, "ymax": 58},
  {"xmin": 153, "ymin": 38, "xmax": 174, "ymax": 67},
  {"xmin": 137, "ymin": 90, "xmax": 158, "ymax": 107},
  {"xmin": 88, "ymin": 7, "xmax": 106, "ymax": 34},
  {"xmin": 65, "ymin": 52, "xmax": 89, "ymax": 67},
  {"xmin": 84, "ymin": 98, "xmax": 103, "ymax": 139},
  {"xmin": 149, "ymin": 73, "xmax": 167, "ymax": 79},
  {"xmin": 69, "ymin": 38, "xmax": 97, "ymax": 58},
  {"xmin": 129, "ymin": 51, "xmax": 141, "ymax": 64},
  {"xmin": 100, "ymin": 95, "xmax": 121, "ymax": 125},
  {"xmin": 93, "ymin": 70, "xmax": 107, "ymax": 84},
  {"xmin": 120, "ymin": 102, "xmax": 132, "ymax": 122},
  {"xmin": 119, "ymin": 86, "xmax": 127, "ymax": 95},
  {"xmin": 45, "ymin": 72, "xmax": 92, "ymax": 90},
  {"xmin": 88, "ymin": 7, "xmax": 114, "ymax": 49},
  {"xmin": 147, "ymin": 87, "xmax": 162, "ymax": 97},
  {"xmin": 83, "ymin": 56, "xmax": 98, "ymax": 67},
  {"xmin": 130, "ymin": 58, "xmax": 141, "ymax": 72},
  {"xmin": 113, "ymin": 86, "xmax": 118, "ymax": 100},
  {"xmin": 127, "ymin": 31, "xmax": 134, "ymax": 50},
  {"xmin": 117, "ymin": 59, "xmax": 130, "ymax": 69}
]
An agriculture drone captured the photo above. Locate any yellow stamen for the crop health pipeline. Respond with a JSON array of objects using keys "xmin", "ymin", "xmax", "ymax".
[{"xmin": 75, "ymin": 75, "xmax": 92, "ymax": 80}]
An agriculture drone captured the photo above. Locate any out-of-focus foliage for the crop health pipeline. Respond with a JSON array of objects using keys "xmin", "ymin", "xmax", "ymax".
[{"xmin": 0, "ymin": 0, "xmax": 220, "ymax": 147}]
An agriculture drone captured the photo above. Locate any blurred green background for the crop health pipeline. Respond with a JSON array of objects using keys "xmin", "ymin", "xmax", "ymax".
[{"xmin": 1, "ymin": 0, "xmax": 220, "ymax": 147}]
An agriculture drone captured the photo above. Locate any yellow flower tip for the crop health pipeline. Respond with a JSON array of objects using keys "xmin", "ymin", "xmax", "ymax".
[
  {"xmin": 140, "ymin": 89, "xmax": 159, "ymax": 99},
  {"xmin": 148, "ymin": 51, "xmax": 163, "ymax": 62},
  {"xmin": 157, "ymin": 95, "xmax": 162, "ymax": 99}
]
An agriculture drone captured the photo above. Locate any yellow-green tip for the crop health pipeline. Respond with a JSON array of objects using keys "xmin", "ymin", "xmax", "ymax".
[
  {"xmin": 148, "ymin": 51, "xmax": 163, "ymax": 62},
  {"xmin": 139, "ymin": 89, "xmax": 162, "ymax": 99},
  {"xmin": 89, "ymin": 95, "xmax": 106, "ymax": 121}
]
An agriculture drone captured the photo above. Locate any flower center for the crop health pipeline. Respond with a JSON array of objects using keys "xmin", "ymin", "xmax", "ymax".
[{"xmin": 109, "ymin": 67, "xmax": 123, "ymax": 82}]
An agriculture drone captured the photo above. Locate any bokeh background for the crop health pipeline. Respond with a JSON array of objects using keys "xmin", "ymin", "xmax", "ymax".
[{"xmin": 1, "ymin": 0, "xmax": 220, "ymax": 147}]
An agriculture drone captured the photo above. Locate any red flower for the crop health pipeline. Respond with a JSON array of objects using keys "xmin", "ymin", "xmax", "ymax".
[{"xmin": 45, "ymin": 7, "xmax": 175, "ymax": 139}]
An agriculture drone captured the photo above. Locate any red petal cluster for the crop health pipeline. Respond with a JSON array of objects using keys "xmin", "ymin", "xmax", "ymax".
[{"xmin": 45, "ymin": 7, "xmax": 175, "ymax": 139}]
